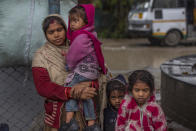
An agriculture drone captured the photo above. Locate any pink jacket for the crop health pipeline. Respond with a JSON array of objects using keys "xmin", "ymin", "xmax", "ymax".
[
  {"xmin": 66, "ymin": 4, "xmax": 107, "ymax": 78},
  {"xmin": 116, "ymin": 94, "xmax": 167, "ymax": 131}
]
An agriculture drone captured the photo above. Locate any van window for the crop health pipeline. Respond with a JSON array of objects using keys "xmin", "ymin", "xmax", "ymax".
[{"xmin": 153, "ymin": 0, "xmax": 185, "ymax": 8}]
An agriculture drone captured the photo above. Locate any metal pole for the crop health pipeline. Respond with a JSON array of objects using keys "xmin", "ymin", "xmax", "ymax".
[{"xmin": 48, "ymin": 0, "xmax": 60, "ymax": 14}]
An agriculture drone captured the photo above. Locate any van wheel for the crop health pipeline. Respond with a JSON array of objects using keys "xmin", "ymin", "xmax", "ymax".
[
  {"xmin": 148, "ymin": 37, "xmax": 161, "ymax": 45},
  {"xmin": 164, "ymin": 30, "xmax": 181, "ymax": 46}
]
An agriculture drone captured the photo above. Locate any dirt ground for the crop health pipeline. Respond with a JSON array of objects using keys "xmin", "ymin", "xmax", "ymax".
[{"xmin": 101, "ymin": 38, "xmax": 195, "ymax": 131}]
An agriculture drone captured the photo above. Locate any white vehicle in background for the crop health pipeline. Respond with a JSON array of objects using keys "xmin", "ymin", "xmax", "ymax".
[{"xmin": 128, "ymin": 0, "xmax": 196, "ymax": 46}]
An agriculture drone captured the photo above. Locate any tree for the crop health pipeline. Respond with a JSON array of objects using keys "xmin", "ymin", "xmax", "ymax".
[{"xmin": 94, "ymin": 0, "xmax": 133, "ymax": 38}]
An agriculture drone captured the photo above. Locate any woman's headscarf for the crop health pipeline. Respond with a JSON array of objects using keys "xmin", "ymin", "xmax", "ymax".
[{"xmin": 32, "ymin": 14, "xmax": 68, "ymax": 85}]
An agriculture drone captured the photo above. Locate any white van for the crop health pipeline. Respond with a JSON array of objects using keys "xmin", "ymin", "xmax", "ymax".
[{"xmin": 128, "ymin": 0, "xmax": 196, "ymax": 46}]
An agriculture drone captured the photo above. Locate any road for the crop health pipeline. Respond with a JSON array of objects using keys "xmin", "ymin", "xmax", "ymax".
[{"xmin": 102, "ymin": 38, "xmax": 196, "ymax": 71}]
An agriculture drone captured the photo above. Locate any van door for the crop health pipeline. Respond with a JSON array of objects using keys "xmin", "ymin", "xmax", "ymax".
[
  {"xmin": 152, "ymin": 0, "xmax": 186, "ymax": 38},
  {"xmin": 151, "ymin": 0, "xmax": 186, "ymax": 46}
]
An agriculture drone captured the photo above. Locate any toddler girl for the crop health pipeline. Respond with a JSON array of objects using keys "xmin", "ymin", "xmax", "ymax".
[
  {"xmin": 61, "ymin": 4, "xmax": 106, "ymax": 131},
  {"xmin": 116, "ymin": 70, "xmax": 167, "ymax": 131}
]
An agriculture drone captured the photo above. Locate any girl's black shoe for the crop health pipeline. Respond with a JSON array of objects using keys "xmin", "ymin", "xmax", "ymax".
[
  {"xmin": 59, "ymin": 119, "xmax": 79, "ymax": 131},
  {"xmin": 0, "ymin": 123, "xmax": 9, "ymax": 131}
]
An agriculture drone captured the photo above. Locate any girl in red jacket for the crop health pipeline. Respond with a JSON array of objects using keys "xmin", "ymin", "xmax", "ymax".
[{"xmin": 116, "ymin": 70, "xmax": 167, "ymax": 131}]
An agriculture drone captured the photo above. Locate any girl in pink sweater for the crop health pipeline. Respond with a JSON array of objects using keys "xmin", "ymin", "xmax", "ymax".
[
  {"xmin": 60, "ymin": 4, "xmax": 106, "ymax": 131},
  {"xmin": 116, "ymin": 70, "xmax": 167, "ymax": 131}
]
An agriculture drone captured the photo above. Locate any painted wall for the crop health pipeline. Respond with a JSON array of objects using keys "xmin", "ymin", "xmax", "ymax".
[{"xmin": 0, "ymin": 0, "xmax": 75, "ymax": 67}]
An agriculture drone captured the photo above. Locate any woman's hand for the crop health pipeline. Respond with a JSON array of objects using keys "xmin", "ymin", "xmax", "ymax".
[{"xmin": 70, "ymin": 82, "xmax": 97, "ymax": 100}]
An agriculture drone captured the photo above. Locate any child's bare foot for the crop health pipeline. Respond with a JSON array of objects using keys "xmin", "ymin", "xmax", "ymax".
[
  {"xmin": 66, "ymin": 112, "xmax": 74, "ymax": 123},
  {"xmin": 88, "ymin": 120, "xmax": 95, "ymax": 126}
]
